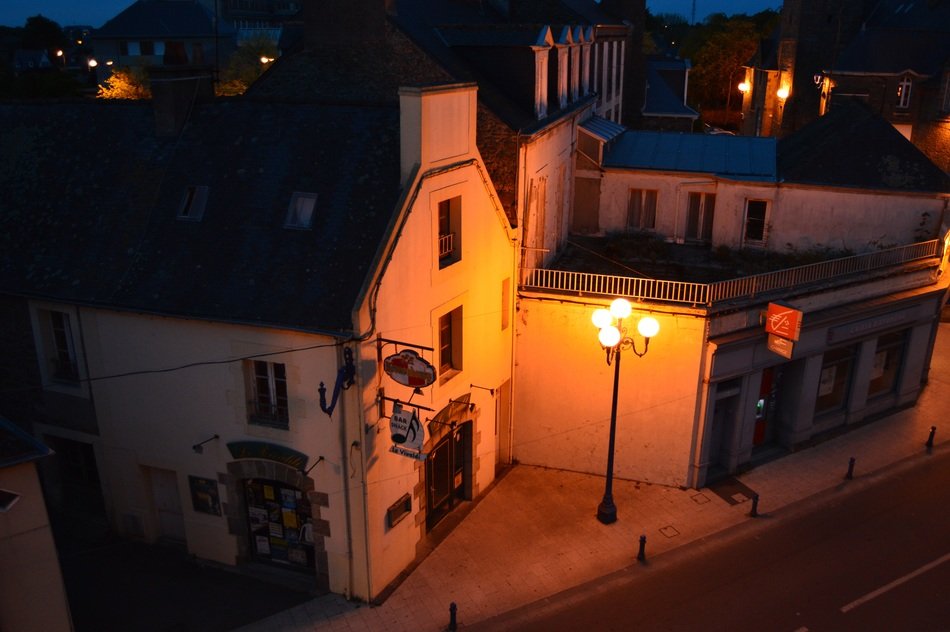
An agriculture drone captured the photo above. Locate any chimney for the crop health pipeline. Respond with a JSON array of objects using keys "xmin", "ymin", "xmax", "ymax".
[
  {"xmin": 148, "ymin": 66, "xmax": 214, "ymax": 137},
  {"xmin": 398, "ymin": 83, "xmax": 478, "ymax": 186}
]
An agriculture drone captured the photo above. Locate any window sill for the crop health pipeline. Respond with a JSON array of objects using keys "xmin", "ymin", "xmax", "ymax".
[
  {"xmin": 248, "ymin": 416, "xmax": 290, "ymax": 430},
  {"xmin": 439, "ymin": 368, "xmax": 461, "ymax": 385}
]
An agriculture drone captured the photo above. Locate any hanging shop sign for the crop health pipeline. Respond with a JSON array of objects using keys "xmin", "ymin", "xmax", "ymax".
[
  {"xmin": 227, "ymin": 441, "xmax": 308, "ymax": 470},
  {"xmin": 765, "ymin": 303, "xmax": 803, "ymax": 341},
  {"xmin": 383, "ymin": 349, "xmax": 436, "ymax": 388},
  {"xmin": 389, "ymin": 402, "xmax": 427, "ymax": 461},
  {"xmin": 767, "ymin": 333, "xmax": 794, "ymax": 360}
]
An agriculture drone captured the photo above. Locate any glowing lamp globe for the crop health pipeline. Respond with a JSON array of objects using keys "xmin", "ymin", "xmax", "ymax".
[
  {"xmin": 609, "ymin": 298, "xmax": 632, "ymax": 320},
  {"xmin": 592, "ymin": 308, "xmax": 613, "ymax": 329},
  {"xmin": 598, "ymin": 325, "xmax": 622, "ymax": 348},
  {"xmin": 637, "ymin": 316, "xmax": 660, "ymax": 339}
]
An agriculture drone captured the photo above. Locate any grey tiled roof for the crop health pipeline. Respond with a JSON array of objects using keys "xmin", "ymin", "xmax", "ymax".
[
  {"xmin": 96, "ymin": 0, "xmax": 235, "ymax": 39},
  {"xmin": 777, "ymin": 99, "xmax": 950, "ymax": 192},
  {"xmin": 0, "ymin": 100, "xmax": 401, "ymax": 334}
]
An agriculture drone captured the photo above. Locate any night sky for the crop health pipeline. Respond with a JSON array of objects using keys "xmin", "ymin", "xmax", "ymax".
[{"xmin": 1, "ymin": 0, "xmax": 782, "ymax": 29}]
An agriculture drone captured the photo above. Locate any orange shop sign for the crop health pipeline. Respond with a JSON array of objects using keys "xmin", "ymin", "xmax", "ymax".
[{"xmin": 765, "ymin": 303, "xmax": 803, "ymax": 341}]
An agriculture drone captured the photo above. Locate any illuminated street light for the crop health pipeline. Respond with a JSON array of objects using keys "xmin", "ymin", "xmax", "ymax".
[
  {"xmin": 260, "ymin": 56, "xmax": 274, "ymax": 64},
  {"xmin": 776, "ymin": 86, "xmax": 790, "ymax": 100},
  {"xmin": 738, "ymin": 81, "xmax": 750, "ymax": 93},
  {"xmin": 591, "ymin": 298, "xmax": 659, "ymax": 525}
]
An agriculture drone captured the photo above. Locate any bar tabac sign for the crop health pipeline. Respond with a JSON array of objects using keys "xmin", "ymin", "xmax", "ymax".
[{"xmin": 765, "ymin": 302, "xmax": 803, "ymax": 359}]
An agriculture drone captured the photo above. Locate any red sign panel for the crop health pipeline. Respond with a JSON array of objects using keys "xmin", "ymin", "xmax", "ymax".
[
  {"xmin": 765, "ymin": 303, "xmax": 803, "ymax": 341},
  {"xmin": 383, "ymin": 349, "xmax": 436, "ymax": 388}
]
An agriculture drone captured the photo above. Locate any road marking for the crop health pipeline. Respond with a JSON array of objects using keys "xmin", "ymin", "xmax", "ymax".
[{"xmin": 840, "ymin": 552, "xmax": 950, "ymax": 613}]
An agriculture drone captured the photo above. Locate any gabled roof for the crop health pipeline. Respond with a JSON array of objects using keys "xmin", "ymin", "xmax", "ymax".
[
  {"xmin": 642, "ymin": 60, "xmax": 699, "ymax": 120},
  {"xmin": 0, "ymin": 100, "xmax": 401, "ymax": 334},
  {"xmin": 829, "ymin": 0, "xmax": 950, "ymax": 76},
  {"xmin": 777, "ymin": 99, "xmax": 950, "ymax": 192},
  {"xmin": 96, "ymin": 0, "xmax": 234, "ymax": 39},
  {"xmin": 603, "ymin": 131, "xmax": 777, "ymax": 181},
  {"xmin": 0, "ymin": 416, "xmax": 50, "ymax": 468}
]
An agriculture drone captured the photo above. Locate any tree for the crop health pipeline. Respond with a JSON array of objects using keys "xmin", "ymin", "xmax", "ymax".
[
  {"xmin": 97, "ymin": 67, "xmax": 151, "ymax": 99},
  {"xmin": 21, "ymin": 15, "xmax": 68, "ymax": 51},
  {"xmin": 217, "ymin": 36, "xmax": 278, "ymax": 96}
]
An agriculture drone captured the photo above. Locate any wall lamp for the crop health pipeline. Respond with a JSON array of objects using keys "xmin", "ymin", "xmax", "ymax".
[
  {"xmin": 738, "ymin": 81, "xmax": 750, "ymax": 94},
  {"xmin": 302, "ymin": 455, "xmax": 325, "ymax": 475},
  {"xmin": 192, "ymin": 434, "xmax": 219, "ymax": 454},
  {"xmin": 470, "ymin": 384, "xmax": 495, "ymax": 396}
]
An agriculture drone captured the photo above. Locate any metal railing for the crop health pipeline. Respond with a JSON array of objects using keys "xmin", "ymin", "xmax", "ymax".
[
  {"xmin": 521, "ymin": 240, "xmax": 940, "ymax": 307},
  {"xmin": 439, "ymin": 233, "xmax": 455, "ymax": 259},
  {"xmin": 247, "ymin": 400, "xmax": 289, "ymax": 429}
]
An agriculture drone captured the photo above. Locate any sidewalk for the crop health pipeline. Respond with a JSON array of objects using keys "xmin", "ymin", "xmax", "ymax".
[{"xmin": 238, "ymin": 322, "xmax": 950, "ymax": 632}]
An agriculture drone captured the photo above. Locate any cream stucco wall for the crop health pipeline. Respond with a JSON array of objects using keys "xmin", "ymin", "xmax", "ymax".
[
  {"xmin": 512, "ymin": 299, "xmax": 706, "ymax": 488},
  {"xmin": 79, "ymin": 310, "xmax": 347, "ymax": 583},
  {"xmin": 0, "ymin": 461, "xmax": 73, "ymax": 632},
  {"xmin": 599, "ymin": 169, "xmax": 946, "ymax": 253},
  {"xmin": 349, "ymin": 83, "xmax": 517, "ymax": 600}
]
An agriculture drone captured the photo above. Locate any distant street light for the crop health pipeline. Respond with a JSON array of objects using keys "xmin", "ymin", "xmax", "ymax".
[{"xmin": 591, "ymin": 298, "xmax": 659, "ymax": 525}]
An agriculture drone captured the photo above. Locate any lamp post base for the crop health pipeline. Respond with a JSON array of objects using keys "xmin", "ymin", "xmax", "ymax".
[{"xmin": 596, "ymin": 500, "xmax": 617, "ymax": 524}]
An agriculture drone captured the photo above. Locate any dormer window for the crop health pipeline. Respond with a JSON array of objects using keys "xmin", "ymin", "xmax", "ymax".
[
  {"xmin": 285, "ymin": 192, "xmax": 317, "ymax": 229},
  {"xmin": 896, "ymin": 75, "xmax": 912, "ymax": 109},
  {"xmin": 177, "ymin": 185, "xmax": 208, "ymax": 221}
]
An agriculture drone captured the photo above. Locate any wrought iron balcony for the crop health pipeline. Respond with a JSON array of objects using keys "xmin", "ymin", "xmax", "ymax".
[{"xmin": 247, "ymin": 400, "xmax": 289, "ymax": 428}]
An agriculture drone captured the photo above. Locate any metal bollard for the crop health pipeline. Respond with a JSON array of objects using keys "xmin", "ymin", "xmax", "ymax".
[
  {"xmin": 845, "ymin": 457, "xmax": 855, "ymax": 480},
  {"xmin": 749, "ymin": 493, "xmax": 759, "ymax": 518},
  {"xmin": 637, "ymin": 535, "xmax": 647, "ymax": 562},
  {"xmin": 448, "ymin": 602, "xmax": 457, "ymax": 631},
  {"xmin": 926, "ymin": 426, "xmax": 936, "ymax": 449}
]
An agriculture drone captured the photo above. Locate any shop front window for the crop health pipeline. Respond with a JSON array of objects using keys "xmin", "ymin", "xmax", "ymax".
[
  {"xmin": 244, "ymin": 479, "xmax": 314, "ymax": 571},
  {"xmin": 815, "ymin": 346, "xmax": 855, "ymax": 414},
  {"xmin": 868, "ymin": 331, "xmax": 905, "ymax": 398}
]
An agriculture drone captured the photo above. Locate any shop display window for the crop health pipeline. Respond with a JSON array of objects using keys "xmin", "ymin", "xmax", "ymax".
[
  {"xmin": 815, "ymin": 345, "xmax": 855, "ymax": 414},
  {"xmin": 868, "ymin": 331, "xmax": 906, "ymax": 398},
  {"xmin": 244, "ymin": 479, "xmax": 314, "ymax": 570}
]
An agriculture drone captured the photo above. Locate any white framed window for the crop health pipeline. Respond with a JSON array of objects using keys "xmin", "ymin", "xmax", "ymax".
[
  {"xmin": 246, "ymin": 360, "xmax": 289, "ymax": 428},
  {"xmin": 177, "ymin": 185, "xmax": 208, "ymax": 221},
  {"xmin": 30, "ymin": 303, "xmax": 88, "ymax": 396},
  {"xmin": 438, "ymin": 196, "xmax": 462, "ymax": 268},
  {"xmin": 438, "ymin": 306, "xmax": 463, "ymax": 380},
  {"xmin": 627, "ymin": 189, "xmax": 657, "ymax": 231},
  {"xmin": 285, "ymin": 192, "xmax": 316, "ymax": 229},
  {"xmin": 743, "ymin": 199, "xmax": 769, "ymax": 246},
  {"xmin": 685, "ymin": 192, "xmax": 716, "ymax": 242},
  {"xmin": 896, "ymin": 75, "xmax": 912, "ymax": 109}
]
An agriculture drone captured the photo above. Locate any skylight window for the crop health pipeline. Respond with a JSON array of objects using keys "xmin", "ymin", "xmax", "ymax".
[
  {"xmin": 285, "ymin": 192, "xmax": 317, "ymax": 229},
  {"xmin": 177, "ymin": 185, "xmax": 208, "ymax": 221}
]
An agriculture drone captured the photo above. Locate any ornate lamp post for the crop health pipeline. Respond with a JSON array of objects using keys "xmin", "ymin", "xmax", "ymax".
[{"xmin": 591, "ymin": 298, "xmax": 659, "ymax": 525}]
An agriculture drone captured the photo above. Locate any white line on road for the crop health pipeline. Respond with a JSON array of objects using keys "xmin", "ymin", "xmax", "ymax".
[{"xmin": 840, "ymin": 552, "xmax": 950, "ymax": 613}]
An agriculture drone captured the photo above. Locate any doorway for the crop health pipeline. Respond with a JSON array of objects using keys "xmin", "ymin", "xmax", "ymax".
[
  {"xmin": 426, "ymin": 421, "xmax": 472, "ymax": 531},
  {"xmin": 147, "ymin": 466, "xmax": 185, "ymax": 543},
  {"xmin": 244, "ymin": 478, "xmax": 314, "ymax": 572}
]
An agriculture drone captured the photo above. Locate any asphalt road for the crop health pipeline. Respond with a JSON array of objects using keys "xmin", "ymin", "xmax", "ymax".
[{"xmin": 472, "ymin": 449, "xmax": 950, "ymax": 632}]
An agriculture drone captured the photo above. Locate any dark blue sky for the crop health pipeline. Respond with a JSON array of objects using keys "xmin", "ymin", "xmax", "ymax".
[{"xmin": 0, "ymin": 0, "xmax": 782, "ymax": 29}]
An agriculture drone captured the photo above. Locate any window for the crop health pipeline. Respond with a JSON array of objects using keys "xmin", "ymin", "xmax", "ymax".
[
  {"xmin": 438, "ymin": 196, "xmax": 462, "ymax": 268},
  {"xmin": 896, "ymin": 76, "xmax": 912, "ymax": 109},
  {"xmin": 246, "ymin": 361, "xmax": 289, "ymax": 428},
  {"xmin": 177, "ymin": 185, "xmax": 208, "ymax": 221},
  {"xmin": 501, "ymin": 278, "xmax": 510, "ymax": 330},
  {"xmin": 439, "ymin": 306, "xmax": 463, "ymax": 378},
  {"xmin": 815, "ymin": 346, "xmax": 855, "ymax": 414},
  {"xmin": 285, "ymin": 192, "xmax": 316, "ymax": 229},
  {"xmin": 48, "ymin": 311, "xmax": 79, "ymax": 382},
  {"xmin": 744, "ymin": 200, "xmax": 768, "ymax": 245},
  {"xmin": 868, "ymin": 331, "xmax": 905, "ymax": 398},
  {"xmin": 685, "ymin": 192, "xmax": 716, "ymax": 242},
  {"xmin": 627, "ymin": 189, "xmax": 657, "ymax": 231}
]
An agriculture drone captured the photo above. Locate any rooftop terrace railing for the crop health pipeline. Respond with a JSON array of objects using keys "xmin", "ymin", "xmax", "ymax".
[{"xmin": 521, "ymin": 239, "xmax": 941, "ymax": 307}]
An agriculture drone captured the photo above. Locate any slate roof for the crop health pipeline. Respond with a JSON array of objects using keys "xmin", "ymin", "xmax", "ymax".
[
  {"xmin": 830, "ymin": 0, "xmax": 950, "ymax": 76},
  {"xmin": 604, "ymin": 131, "xmax": 777, "ymax": 181},
  {"xmin": 642, "ymin": 61, "xmax": 699, "ymax": 119},
  {"xmin": 777, "ymin": 99, "xmax": 950, "ymax": 192},
  {"xmin": 0, "ymin": 100, "xmax": 401, "ymax": 334},
  {"xmin": 96, "ymin": 0, "xmax": 235, "ymax": 39},
  {"xmin": 0, "ymin": 416, "xmax": 50, "ymax": 468}
]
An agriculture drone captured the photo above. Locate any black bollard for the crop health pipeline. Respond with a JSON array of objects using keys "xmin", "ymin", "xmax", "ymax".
[
  {"xmin": 926, "ymin": 426, "xmax": 936, "ymax": 449},
  {"xmin": 749, "ymin": 493, "xmax": 759, "ymax": 518},
  {"xmin": 448, "ymin": 602, "xmax": 457, "ymax": 632},
  {"xmin": 845, "ymin": 456, "xmax": 855, "ymax": 480},
  {"xmin": 637, "ymin": 535, "xmax": 647, "ymax": 562}
]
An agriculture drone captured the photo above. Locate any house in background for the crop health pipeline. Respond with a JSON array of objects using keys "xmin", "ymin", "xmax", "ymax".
[
  {"xmin": 0, "ymin": 417, "xmax": 73, "ymax": 632},
  {"xmin": 92, "ymin": 0, "xmax": 236, "ymax": 83},
  {"xmin": 640, "ymin": 55, "xmax": 698, "ymax": 132},
  {"xmin": 738, "ymin": 0, "xmax": 950, "ymax": 174}
]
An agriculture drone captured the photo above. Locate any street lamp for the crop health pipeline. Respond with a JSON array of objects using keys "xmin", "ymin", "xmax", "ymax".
[{"xmin": 591, "ymin": 298, "xmax": 659, "ymax": 525}]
